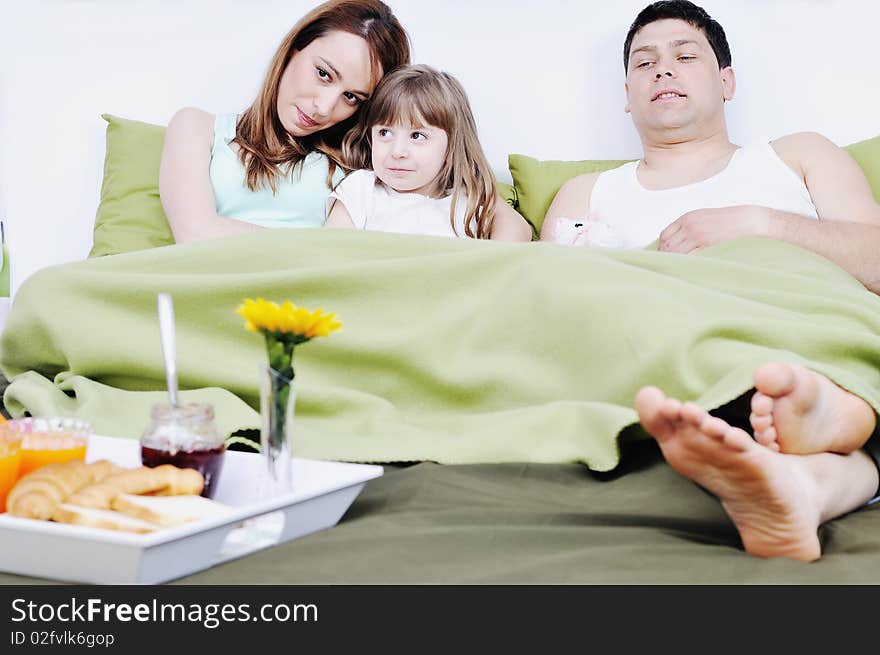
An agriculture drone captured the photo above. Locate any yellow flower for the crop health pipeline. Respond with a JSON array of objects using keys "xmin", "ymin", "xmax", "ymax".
[{"xmin": 236, "ymin": 298, "xmax": 342, "ymax": 340}]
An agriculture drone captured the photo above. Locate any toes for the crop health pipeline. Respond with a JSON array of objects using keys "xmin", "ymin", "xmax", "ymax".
[
  {"xmin": 681, "ymin": 401, "xmax": 708, "ymax": 427},
  {"xmin": 753, "ymin": 362, "xmax": 796, "ymax": 398},
  {"xmin": 750, "ymin": 392, "xmax": 773, "ymax": 416},
  {"xmin": 700, "ymin": 415, "xmax": 730, "ymax": 439},
  {"xmin": 659, "ymin": 397, "xmax": 683, "ymax": 422},
  {"xmin": 635, "ymin": 386, "xmax": 664, "ymax": 413},
  {"xmin": 754, "ymin": 425, "xmax": 777, "ymax": 448},
  {"xmin": 636, "ymin": 386, "xmax": 674, "ymax": 437},
  {"xmin": 721, "ymin": 426, "xmax": 753, "ymax": 451},
  {"xmin": 635, "ymin": 386, "xmax": 665, "ymax": 421},
  {"xmin": 750, "ymin": 412, "xmax": 774, "ymax": 433}
]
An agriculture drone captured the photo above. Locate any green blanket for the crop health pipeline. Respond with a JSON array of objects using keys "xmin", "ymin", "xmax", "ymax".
[{"xmin": 3, "ymin": 229, "xmax": 880, "ymax": 471}]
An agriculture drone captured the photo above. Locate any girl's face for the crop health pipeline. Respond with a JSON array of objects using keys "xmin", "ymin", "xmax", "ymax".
[
  {"xmin": 277, "ymin": 30, "xmax": 376, "ymax": 138},
  {"xmin": 370, "ymin": 122, "xmax": 449, "ymax": 196}
]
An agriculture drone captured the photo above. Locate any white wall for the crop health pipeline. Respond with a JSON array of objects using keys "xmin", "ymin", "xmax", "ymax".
[{"xmin": 1, "ymin": 0, "xmax": 879, "ymax": 295}]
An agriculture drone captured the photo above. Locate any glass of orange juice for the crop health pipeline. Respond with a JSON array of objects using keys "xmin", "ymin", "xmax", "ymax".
[
  {"xmin": 1, "ymin": 417, "xmax": 91, "ymax": 478},
  {"xmin": 0, "ymin": 427, "xmax": 22, "ymax": 513}
]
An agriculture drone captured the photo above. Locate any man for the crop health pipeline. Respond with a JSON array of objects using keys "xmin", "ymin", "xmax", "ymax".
[{"xmin": 542, "ymin": 0, "xmax": 880, "ymax": 561}]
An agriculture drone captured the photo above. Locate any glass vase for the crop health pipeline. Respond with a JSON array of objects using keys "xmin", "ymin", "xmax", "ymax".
[{"xmin": 259, "ymin": 364, "xmax": 296, "ymax": 495}]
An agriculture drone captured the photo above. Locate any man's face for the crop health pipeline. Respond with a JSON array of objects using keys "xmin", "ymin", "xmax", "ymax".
[{"xmin": 624, "ymin": 19, "xmax": 734, "ymax": 137}]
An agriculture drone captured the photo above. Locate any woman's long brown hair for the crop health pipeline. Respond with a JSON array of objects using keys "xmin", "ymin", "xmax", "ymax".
[
  {"xmin": 343, "ymin": 65, "xmax": 498, "ymax": 239},
  {"xmin": 233, "ymin": 0, "xmax": 410, "ymax": 192}
]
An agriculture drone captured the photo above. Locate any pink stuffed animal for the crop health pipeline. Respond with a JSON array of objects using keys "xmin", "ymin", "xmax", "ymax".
[{"xmin": 550, "ymin": 215, "xmax": 621, "ymax": 248}]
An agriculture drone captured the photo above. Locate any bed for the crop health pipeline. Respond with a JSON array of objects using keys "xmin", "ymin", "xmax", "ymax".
[
  {"xmin": 3, "ymin": 1, "xmax": 880, "ymax": 584},
  {"xmin": 2, "ymin": 448, "xmax": 880, "ymax": 585},
  {"xmin": 2, "ymin": 226, "xmax": 880, "ymax": 583}
]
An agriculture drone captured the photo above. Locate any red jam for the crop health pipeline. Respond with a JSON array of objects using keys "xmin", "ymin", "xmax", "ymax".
[{"xmin": 141, "ymin": 444, "xmax": 226, "ymax": 499}]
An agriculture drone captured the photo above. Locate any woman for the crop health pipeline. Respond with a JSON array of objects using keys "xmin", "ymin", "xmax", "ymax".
[{"xmin": 159, "ymin": 0, "xmax": 411, "ymax": 244}]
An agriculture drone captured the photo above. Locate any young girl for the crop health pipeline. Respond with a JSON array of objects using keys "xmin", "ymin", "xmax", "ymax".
[
  {"xmin": 324, "ymin": 65, "xmax": 532, "ymax": 241},
  {"xmin": 159, "ymin": 0, "xmax": 410, "ymax": 244}
]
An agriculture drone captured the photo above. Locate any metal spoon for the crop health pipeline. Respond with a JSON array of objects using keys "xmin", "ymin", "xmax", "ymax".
[{"xmin": 157, "ymin": 292, "xmax": 180, "ymax": 409}]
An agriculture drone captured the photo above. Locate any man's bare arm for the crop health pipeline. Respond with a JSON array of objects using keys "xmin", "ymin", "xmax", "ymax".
[
  {"xmin": 540, "ymin": 172, "xmax": 600, "ymax": 241},
  {"xmin": 660, "ymin": 132, "xmax": 880, "ymax": 292},
  {"xmin": 768, "ymin": 132, "xmax": 880, "ymax": 290},
  {"xmin": 766, "ymin": 215, "xmax": 880, "ymax": 292}
]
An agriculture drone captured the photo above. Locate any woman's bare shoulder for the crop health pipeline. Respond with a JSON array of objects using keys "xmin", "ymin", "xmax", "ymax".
[{"xmin": 166, "ymin": 107, "xmax": 215, "ymax": 134}]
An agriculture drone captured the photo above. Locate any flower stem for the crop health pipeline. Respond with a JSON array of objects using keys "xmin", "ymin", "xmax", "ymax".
[{"xmin": 264, "ymin": 334, "xmax": 296, "ymax": 454}]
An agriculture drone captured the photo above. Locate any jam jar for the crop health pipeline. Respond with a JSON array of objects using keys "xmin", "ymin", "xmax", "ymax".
[{"xmin": 140, "ymin": 403, "xmax": 226, "ymax": 499}]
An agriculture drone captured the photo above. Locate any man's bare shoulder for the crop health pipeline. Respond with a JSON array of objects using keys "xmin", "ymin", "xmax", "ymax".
[
  {"xmin": 771, "ymin": 132, "xmax": 843, "ymax": 179},
  {"xmin": 772, "ymin": 131, "xmax": 840, "ymax": 160},
  {"xmin": 552, "ymin": 171, "xmax": 602, "ymax": 210},
  {"xmin": 558, "ymin": 171, "xmax": 603, "ymax": 195},
  {"xmin": 540, "ymin": 172, "xmax": 603, "ymax": 239},
  {"xmin": 553, "ymin": 172, "xmax": 602, "ymax": 214}
]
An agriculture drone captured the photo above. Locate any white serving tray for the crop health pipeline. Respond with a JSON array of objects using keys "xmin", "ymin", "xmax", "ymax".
[{"xmin": 0, "ymin": 435, "xmax": 382, "ymax": 584}]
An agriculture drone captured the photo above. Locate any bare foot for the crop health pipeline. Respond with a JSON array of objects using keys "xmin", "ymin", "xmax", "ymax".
[
  {"xmin": 749, "ymin": 362, "xmax": 876, "ymax": 455},
  {"xmin": 636, "ymin": 386, "xmax": 823, "ymax": 562}
]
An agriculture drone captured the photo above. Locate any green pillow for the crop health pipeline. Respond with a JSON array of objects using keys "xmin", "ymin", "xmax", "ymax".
[
  {"xmin": 497, "ymin": 181, "xmax": 517, "ymax": 208},
  {"xmin": 843, "ymin": 134, "xmax": 880, "ymax": 203},
  {"xmin": 508, "ymin": 154, "xmax": 631, "ymax": 234},
  {"xmin": 89, "ymin": 114, "xmax": 175, "ymax": 258}
]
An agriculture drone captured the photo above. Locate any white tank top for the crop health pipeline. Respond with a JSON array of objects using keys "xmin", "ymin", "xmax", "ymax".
[{"xmin": 588, "ymin": 141, "xmax": 818, "ymax": 249}]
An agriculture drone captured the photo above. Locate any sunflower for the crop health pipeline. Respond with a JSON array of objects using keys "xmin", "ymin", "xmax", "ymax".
[
  {"xmin": 237, "ymin": 296, "xmax": 341, "ymax": 378},
  {"xmin": 237, "ymin": 297, "xmax": 342, "ymax": 468},
  {"xmin": 236, "ymin": 298, "xmax": 342, "ymax": 342}
]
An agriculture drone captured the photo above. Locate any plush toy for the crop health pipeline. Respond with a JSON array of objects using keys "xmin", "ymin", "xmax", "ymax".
[{"xmin": 550, "ymin": 214, "xmax": 621, "ymax": 248}]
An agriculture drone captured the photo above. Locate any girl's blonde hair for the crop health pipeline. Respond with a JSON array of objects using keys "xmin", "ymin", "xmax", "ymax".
[
  {"xmin": 233, "ymin": 0, "xmax": 411, "ymax": 193},
  {"xmin": 342, "ymin": 65, "xmax": 498, "ymax": 239}
]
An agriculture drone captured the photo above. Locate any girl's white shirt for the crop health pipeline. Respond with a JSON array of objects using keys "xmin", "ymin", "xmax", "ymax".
[{"xmin": 328, "ymin": 170, "xmax": 472, "ymax": 238}]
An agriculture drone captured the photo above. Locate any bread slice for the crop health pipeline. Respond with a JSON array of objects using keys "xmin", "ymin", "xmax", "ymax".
[
  {"xmin": 110, "ymin": 493, "xmax": 232, "ymax": 527},
  {"xmin": 53, "ymin": 504, "xmax": 160, "ymax": 534}
]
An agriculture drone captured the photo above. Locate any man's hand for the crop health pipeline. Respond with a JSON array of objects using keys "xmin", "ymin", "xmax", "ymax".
[{"xmin": 658, "ymin": 205, "xmax": 772, "ymax": 253}]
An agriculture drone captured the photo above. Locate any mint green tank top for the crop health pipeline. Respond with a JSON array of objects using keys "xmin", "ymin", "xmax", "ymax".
[{"xmin": 208, "ymin": 113, "xmax": 343, "ymax": 229}]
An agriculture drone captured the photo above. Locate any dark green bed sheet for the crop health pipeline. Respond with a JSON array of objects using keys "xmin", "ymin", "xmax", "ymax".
[{"xmin": 2, "ymin": 442, "xmax": 878, "ymax": 585}]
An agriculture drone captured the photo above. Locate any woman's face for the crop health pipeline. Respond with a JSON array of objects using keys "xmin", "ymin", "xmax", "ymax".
[{"xmin": 277, "ymin": 30, "xmax": 376, "ymax": 138}]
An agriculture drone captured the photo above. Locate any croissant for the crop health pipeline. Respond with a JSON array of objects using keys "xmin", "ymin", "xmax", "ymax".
[
  {"xmin": 6, "ymin": 459, "xmax": 123, "ymax": 519},
  {"xmin": 63, "ymin": 465, "xmax": 204, "ymax": 510}
]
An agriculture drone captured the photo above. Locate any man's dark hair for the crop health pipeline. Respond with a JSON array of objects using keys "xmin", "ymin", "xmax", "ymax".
[{"xmin": 623, "ymin": 1, "xmax": 731, "ymax": 71}]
